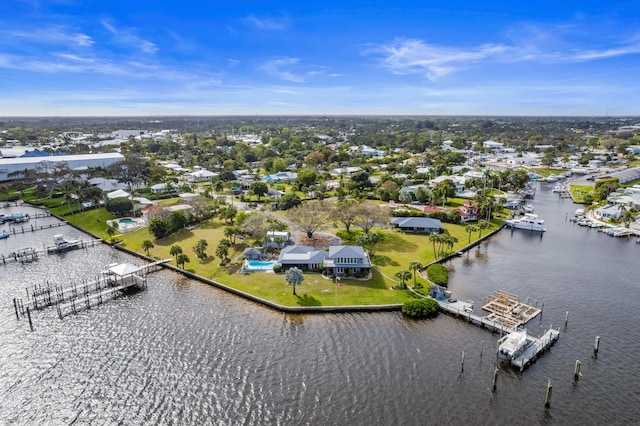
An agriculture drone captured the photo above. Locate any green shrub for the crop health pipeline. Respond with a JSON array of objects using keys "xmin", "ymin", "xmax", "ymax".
[
  {"xmin": 272, "ymin": 263, "xmax": 283, "ymax": 273},
  {"xmin": 427, "ymin": 264, "xmax": 449, "ymax": 286},
  {"xmin": 402, "ymin": 298, "xmax": 440, "ymax": 319}
]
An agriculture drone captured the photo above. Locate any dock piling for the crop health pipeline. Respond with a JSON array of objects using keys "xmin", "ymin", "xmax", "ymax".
[
  {"xmin": 574, "ymin": 360, "xmax": 581, "ymax": 381},
  {"xmin": 26, "ymin": 307, "xmax": 34, "ymax": 332},
  {"xmin": 492, "ymin": 367, "xmax": 498, "ymax": 392},
  {"xmin": 13, "ymin": 298, "xmax": 19, "ymax": 320},
  {"xmin": 544, "ymin": 379, "xmax": 553, "ymax": 408},
  {"xmin": 565, "ymin": 311, "xmax": 569, "ymax": 326},
  {"xmin": 594, "ymin": 336, "xmax": 600, "ymax": 355},
  {"xmin": 480, "ymin": 340, "xmax": 484, "ymax": 357},
  {"xmin": 461, "ymin": 351, "xmax": 465, "ymax": 372}
]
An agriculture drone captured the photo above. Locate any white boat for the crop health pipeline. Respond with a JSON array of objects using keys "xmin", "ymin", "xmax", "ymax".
[
  {"xmin": 523, "ymin": 204, "xmax": 534, "ymax": 213},
  {"xmin": 552, "ymin": 183, "xmax": 564, "ymax": 193},
  {"xmin": 47, "ymin": 234, "xmax": 81, "ymax": 253},
  {"xmin": 575, "ymin": 208, "xmax": 585, "ymax": 216},
  {"xmin": 505, "ymin": 213, "xmax": 546, "ymax": 232},
  {"xmin": 498, "ymin": 330, "xmax": 529, "ymax": 359},
  {"xmin": 545, "ymin": 174, "xmax": 559, "ymax": 183}
]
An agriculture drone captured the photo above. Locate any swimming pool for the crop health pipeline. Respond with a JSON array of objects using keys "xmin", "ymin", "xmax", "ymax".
[
  {"xmin": 244, "ymin": 260, "xmax": 277, "ymax": 271},
  {"xmin": 119, "ymin": 218, "xmax": 137, "ymax": 224}
]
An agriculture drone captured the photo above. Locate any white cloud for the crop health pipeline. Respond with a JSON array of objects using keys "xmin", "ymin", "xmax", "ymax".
[
  {"xmin": 5, "ymin": 26, "xmax": 94, "ymax": 47},
  {"xmin": 366, "ymin": 39, "xmax": 509, "ymax": 80},
  {"xmin": 101, "ymin": 20, "xmax": 158, "ymax": 54},
  {"xmin": 243, "ymin": 15, "xmax": 289, "ymax": 31},
  {"xmin": 259, "ymin": 57, "xmax": 306, "ymax": 82}
]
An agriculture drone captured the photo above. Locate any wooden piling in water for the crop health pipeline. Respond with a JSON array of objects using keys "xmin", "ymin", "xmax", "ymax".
[
  {"xmin": 13, "ymin": 298, "xmax": 19, "ymax": 320},
  {"xmin": 26, "ymin": 307, "xmax": 34, "ymax": 332},
  {"xmin": 545, "ymin": 379, "xmax": 553, "ymax": 408},
  {"xmin": 594, "ymin": 336, "xmax": 600, "ymax": 355},
  {"xmin": 574, "ymin": 360, "xmax": 581, "ymax": 381},
  {"xmin": 461, "ymin": 351, "xmax": 465, "ymax": 372},
  {"xmin": 492, "ymin": 367, "xmax": 498, "ymax": 392}
]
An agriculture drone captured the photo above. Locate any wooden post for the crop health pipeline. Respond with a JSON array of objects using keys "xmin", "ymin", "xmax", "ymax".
[
  {"xmin": 461, "ymin": 351, "xmax": 465, "ymax": 372},
  {"xmin": 480, "ymin": 340, "xmax": 484, "ymax": 357},
  {"xmin": 574, "ymin": 360, "xmax": 581, "ymax": 381},
  {"xmin": 544, "ymin": 379, "xmax": 553, "ymax": 408},
  {"xmin": 565, "ymin": 311, "xmax": 569, "ymax": 326},
  {"xmin": 492, "ymin": 367, "xmax": 498, "ymax": 392},
  {"xmin": 594, "ymin": 336, "xmax": 600, "ymax": 355},
  {"xmin": 26, "ymin": 307, "xmax": 34, "ymax": 332},
  {"xmin": 13, "ymin": 298, "xmax": 20, "ymax": 320}
]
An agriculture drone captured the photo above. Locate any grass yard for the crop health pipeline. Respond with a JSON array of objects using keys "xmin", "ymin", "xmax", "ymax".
[
  {"xmin": 569, "ymin": 184, "xmax": 593, "ymax": 203},
  {"xmin": 62, "ymin": 201, "xmax": 502, "ymax": 308}
]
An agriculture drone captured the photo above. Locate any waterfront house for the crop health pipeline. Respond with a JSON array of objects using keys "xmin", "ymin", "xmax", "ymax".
[
  {"xmin": 390, "ymin": 217, "xmax": 443, "ymax": 234},
  {"xmin": 150, "ymin": 183, "xmax": 170, "ymax": 194},
  {"xmin": 278, "ymin": 245, "xmax": 371, "ymax": 277},
  {"xmin": 457, "ymin": 200, "xmax": 479, "ymax": 222},
  {"xmin": 594, "ymin": 204, "xmax": 624, "ymax": 220}
]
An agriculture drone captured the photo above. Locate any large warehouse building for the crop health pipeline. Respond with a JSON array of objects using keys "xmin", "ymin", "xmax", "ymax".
[{"xmin": 0, "ymin": 153, "xmax": 125, "ymax": 182}]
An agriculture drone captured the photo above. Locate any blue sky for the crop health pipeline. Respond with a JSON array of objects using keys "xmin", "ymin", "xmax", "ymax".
[{"xmin": 2, "ymin": 0, "xmax": 640, "ymax": 116}]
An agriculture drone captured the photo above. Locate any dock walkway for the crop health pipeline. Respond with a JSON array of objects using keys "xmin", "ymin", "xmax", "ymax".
[{"xmin": 511, "ymin": 329, "xmax": 560, "ymax": 371}]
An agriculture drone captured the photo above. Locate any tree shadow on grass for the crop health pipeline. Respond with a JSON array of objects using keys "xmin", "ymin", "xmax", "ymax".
[
  {"xmin": 297, "ymin": 294, "xmax": 322, "ymax": 306},
  {"xmin": 371, "ymin": 255, "xmax": 399, "ymax": 267}
]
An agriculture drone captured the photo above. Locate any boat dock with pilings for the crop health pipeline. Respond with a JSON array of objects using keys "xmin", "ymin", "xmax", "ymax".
[
  {"xmin": 429, "ymin": 286, "xmax": 559, "ymax": 371},
  {"xmin": 12, "ymin": 259, "xmax": 171, "ymax": 327}
]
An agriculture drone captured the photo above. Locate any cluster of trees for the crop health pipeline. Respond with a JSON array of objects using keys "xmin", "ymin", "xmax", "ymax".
[
  {"xmin": 426, "ymin": 264, "xmax": 449, "ymax": 287},
  {"xmin": 401, "ymin": 298, "xmax": 440, "ymax": 319}
]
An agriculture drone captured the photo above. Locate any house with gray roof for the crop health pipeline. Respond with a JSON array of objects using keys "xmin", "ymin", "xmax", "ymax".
[
  {"xmin": 390, "ymin": 217, "xmax": 443, "ymax": 234},
  {"xmin": 278, "ymin": 245, "xmax": 371, "ymax": 277}
]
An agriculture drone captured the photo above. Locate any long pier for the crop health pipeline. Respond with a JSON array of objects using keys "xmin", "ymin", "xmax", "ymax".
[
  {"xmin": 0, "ymin": 239, "xmax": 102, "ymax": 265},
  {"xmin": 13, "ymin": 259, "xmax": 171, "ymax": 326},
  {"xmin": 4, "ymin": 222, "xmax": 67, "ymax": 235}
]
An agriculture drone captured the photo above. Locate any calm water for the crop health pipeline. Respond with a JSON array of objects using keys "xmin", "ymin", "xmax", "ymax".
[{"xmin": 0, "ymin": 188, "xmax": 638, "ymax": 425}]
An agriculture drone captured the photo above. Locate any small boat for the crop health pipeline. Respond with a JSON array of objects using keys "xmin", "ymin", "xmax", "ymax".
[
  {"xmin": 498, "ymin": 330, "xmax": 529, "ymax": 359},
  {"xmin": 523, "ymin": 204, "xmax": 534, "ymax": 213},
  {"xmin": 47, "ymin": 234, "xmax": 81, "ymax": 253},
  {"xmin": 0, "ymin": 231, "xmax": 9, "ymax": 239},
  {"xmin": 575, "ymin": 208, "xmax": 585, "ymax": 216},
  {"xmin": 505, "ymin": 213, "xmax": 546, "ymax": 232},
  {"xmin": 545, "ymin": 174, "xmax": 559, "ymax": 183},
  {"xmin": 552, "ymin": 183, "xmax": 564, "ymax": 193}
]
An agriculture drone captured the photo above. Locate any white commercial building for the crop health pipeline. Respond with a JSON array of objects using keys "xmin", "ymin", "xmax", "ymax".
[{"xmin": 0, "ymin": 153, "xmax": 125, "ymax": 182}]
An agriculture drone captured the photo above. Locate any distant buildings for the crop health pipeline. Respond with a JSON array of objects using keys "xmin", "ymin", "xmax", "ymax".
[{"xmin": 0, "ymin": 153, "xmax": 125, "ymax": 182}]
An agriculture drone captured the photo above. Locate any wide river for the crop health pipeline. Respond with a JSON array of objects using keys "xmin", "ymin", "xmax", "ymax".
[{"xmin": 1, "ymin": 184, "xmax": 638, "ymax": 425}]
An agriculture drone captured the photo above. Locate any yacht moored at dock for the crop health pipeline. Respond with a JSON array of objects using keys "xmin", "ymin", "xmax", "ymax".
[
  {"xmin": 498, "ymin": 330, "xmax": 528, "ymax": 359},
  {"xmin": 505, "ymin": 213, "xmax": 547, "ymax": 232}
]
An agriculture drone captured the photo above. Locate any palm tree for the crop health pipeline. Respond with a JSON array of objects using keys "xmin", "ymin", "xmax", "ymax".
[
  {"xmin": 428, "ymin": 233, "xmax": 442, "ymax": 259},
  {"xmin": 465, "ymin": 224, "xmax": 478, "ymax": 244},
  {"xmin": 142, "ymin": 240, "xmax": 154, "ymax": 256},
  {"xmin": 170, "ymin": 244, "xmax": 183, "ymax": 263},
  {"xmin": 215, "ymin": 240, "xmax": 231, "ymax": 264},
  {"xmin": 408, "ymin": 261, "xmax": 423, "ymax": 288},
  {"xmin": 285, "ymin": 267, "xmax": 304, "ymax": 296},
  {"xmin": 477, "ymin": 220, "xmax": 491, "ymax": 238},
  {"xmin": 619, "ymin": 207, "xmax": 635, "ymax": 228},
  {"xmin": 105, "ymin": 224, "xmax": 117, "ymax": 242},
  {"xmin": 395, "ymin": 269, "xmax": 412, "ymax": 289},
  {"xmin": 177, "ymin": 253, "xmax": 190, "ymax": 269},
  {"xmin": 193, "ymin": 239, "xmax": 208, "ymax": 260}
]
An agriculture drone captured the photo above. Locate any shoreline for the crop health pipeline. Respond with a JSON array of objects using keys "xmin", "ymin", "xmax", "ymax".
[{"xmin": 51, "ymin": 205, "xmax": 504, "ymax": 314}]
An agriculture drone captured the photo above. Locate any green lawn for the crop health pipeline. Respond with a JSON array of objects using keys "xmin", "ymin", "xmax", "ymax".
[
  {"xmin": 61, "ymin": 201, "xmax": 502, "ymax": 308},
  {"xmin": 568, "ymin": 184, "xmax": 593, "ymax": 203}
]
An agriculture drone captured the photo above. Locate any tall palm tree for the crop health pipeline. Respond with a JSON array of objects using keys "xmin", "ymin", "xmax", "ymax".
[
  {"xmin": 465, "ymin": 224, "xmax": 478, "ymax": 244},
  {"xmin": 142, "ymin": 240, "xmax": 154, "ymax": 256},
  {"xmin": 177, "ymin": 253, "xmax": 190, "ymax": 269},
  {"xmin": 408, "ymin": 261, "xmax": 423, "ymax": 288},
  {"xmin": 170, "ymin": 244, "xmax": 183, "ymax": 263}
]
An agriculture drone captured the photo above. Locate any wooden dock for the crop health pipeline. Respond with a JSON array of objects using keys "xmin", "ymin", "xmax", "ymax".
[
  {"xmin": 436, "ymin": 299, "xmax": 517, "ymax": 334},
  {"xmin": 511, "ymin": 328, "xmax": 560, "ymax": 371},
  {"xmin": 4, "ymin": 222, "xmax": 67, "ymax": 235},
  {"xmin": 13, "ymin": 259, "xmax": 171, "ymax": 325},
  {"xmin": 0, "ymin": 239, "xmax": 102, "ymax": 265}
]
